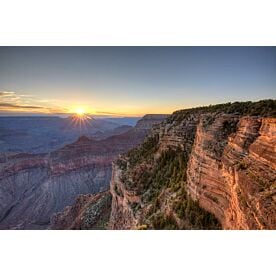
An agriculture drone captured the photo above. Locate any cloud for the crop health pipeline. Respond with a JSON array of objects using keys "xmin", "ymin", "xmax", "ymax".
[
  {"xmin": 0, "ymin": 103, "xmax": 43, "ymax": 109},
  {"xmin": 0, "ymin": 102, "xmax": 68, "ymax": 114},
  {"xmin": 0, "ymin": 91, "xmax": 44, "ymax": 111},
  {"xmin": 0, "ymin": 91, "xmax": 15, "ymax": 95},
  {"xmin": 0, "ymin": 91, "xmax": 16, "ymax": 98},
  {"xmin": 0, "ymin": 91, "xmax": 26, "ymax": 103},
  {"xmin": 0, "ymin": 90, "xmax": 68, "ymax": 114}
]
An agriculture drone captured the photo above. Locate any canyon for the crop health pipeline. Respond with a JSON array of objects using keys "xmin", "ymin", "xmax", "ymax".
[
  {"xmin": 0, "ymin": 114, "xmax": 167, "ymax": 229},
  {"xmin": 1, "ymin": 101, "xmax": 275, "ymax": 230}
]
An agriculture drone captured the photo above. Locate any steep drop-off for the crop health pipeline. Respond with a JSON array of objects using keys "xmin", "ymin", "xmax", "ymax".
[
  {"xmin": 0, "ymin": 114, "xmax": 167, "ymax": 229},
  {"xmin": 109, "ymin": 100, "xmax": 276, "ymax": 229}
]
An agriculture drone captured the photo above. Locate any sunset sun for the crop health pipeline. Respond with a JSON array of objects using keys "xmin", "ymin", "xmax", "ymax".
[
  {"xmin": 75, "ymin": 107, "xmax": 85, "ymax": 116},
  {"xmin": 70, "ymin": 107, "xmax": 92, "ymax": 129}
]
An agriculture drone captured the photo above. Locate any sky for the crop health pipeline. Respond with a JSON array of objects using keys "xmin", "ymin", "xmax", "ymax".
[{"xmin": 0, "ymin": 47, "xmax": 275, "ymax": 116}]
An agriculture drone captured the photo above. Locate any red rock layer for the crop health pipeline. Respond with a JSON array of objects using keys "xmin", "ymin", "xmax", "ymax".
[
  {"xmin": 187, "ymin": 117, "xmax": 275, "ymax": 229},
  {"xmin": 110, "ymin": 114, "xmax": 276, "ymax": 230}
]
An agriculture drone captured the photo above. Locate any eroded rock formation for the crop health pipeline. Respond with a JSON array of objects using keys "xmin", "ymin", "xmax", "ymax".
[
  {"xmin": 109, "ymin": 101, "xmax": 276, "ymax": 229},
  {"xmin": 187, "ymin": 116, "xmax": 276, "ymax": 229},
  {"xmin": 50, "ymin": 191, "xmax": 111, "ymax": 230}
]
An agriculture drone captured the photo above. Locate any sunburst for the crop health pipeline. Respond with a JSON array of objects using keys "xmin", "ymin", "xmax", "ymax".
[{"xmin": 69, "ymin": 108, "xmax": 92, "ymax": 130}]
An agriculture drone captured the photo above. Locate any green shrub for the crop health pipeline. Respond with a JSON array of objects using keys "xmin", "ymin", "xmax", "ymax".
[
  {"xmin": 173, "ymin": 188, "xmax": 221, "ymax": 229},
  {"xmin": 152, "ymin": 213, "xmax": 178, "ymax": 230}
]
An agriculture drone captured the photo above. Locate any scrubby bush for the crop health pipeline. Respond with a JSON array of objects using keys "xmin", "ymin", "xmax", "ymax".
[
  {"xmin": 126, "ymin": 134, "xmax": 159, "ymax": 167},
  {"xmin": 172, "ymin": 188, "xmax": 221, "ymax": 229},
  {"xmin": 152, "ymin": 213, "xmax": 178, "ymax": 230}
]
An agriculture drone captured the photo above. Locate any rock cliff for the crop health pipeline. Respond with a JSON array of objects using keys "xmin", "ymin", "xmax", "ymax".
[{"xmin": 109, "ymin": 100, "xmax": 276, "ymax": 229}]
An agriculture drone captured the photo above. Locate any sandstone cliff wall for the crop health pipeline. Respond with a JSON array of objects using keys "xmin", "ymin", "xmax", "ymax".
[
  {"xmin": 109, "ymin": 108, "xmax": 275, "ymax": 229},
  {"xmin": 187, "ymin": 116, "xmax": 275, "ymax": 229}
]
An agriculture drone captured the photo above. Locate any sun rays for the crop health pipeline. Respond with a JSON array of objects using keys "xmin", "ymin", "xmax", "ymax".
[{"xmin": 69, "ymin": 108, "xmax": 93, "ymax": 130}]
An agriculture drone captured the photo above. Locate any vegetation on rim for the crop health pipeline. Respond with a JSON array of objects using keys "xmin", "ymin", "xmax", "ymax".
[{"xmin": 169, "ymin": 99, "xmax": 276, "ymax": 123}]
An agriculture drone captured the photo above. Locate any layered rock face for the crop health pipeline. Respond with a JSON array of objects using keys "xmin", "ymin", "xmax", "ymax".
[
  {"xmin": 0, "ymin": 114, "xmax": 166, "ymax": 229},
  {"xmin": 109, "ymin": 101, "xmax": 276, "ymax": 230},
  {"xmin": 187, "ymin": 116, "xmax": 276, "ymax": 229},
  {"xmin": 0, "ymin": 142, "xmax": 112, "ymax": 229}
]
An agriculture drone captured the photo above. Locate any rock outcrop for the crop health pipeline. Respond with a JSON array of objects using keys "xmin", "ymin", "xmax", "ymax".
[
  {"xmin": 50, "ymin": 191, "xmax": 112, "ymax": 230},
  {"xmin": 109, "ymin": 100, "xmax": 276, "ymax": 229}
]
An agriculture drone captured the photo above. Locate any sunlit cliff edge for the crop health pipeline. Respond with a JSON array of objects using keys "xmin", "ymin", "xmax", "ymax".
[{"xmin": 109, "ymin": 100, "xmax": 276, "ymax": 229}]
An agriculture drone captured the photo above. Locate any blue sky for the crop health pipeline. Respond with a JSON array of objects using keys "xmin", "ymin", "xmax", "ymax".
[{"xmin": 0, "ymin": 47, "xmax": 275, "ymax": 116}]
